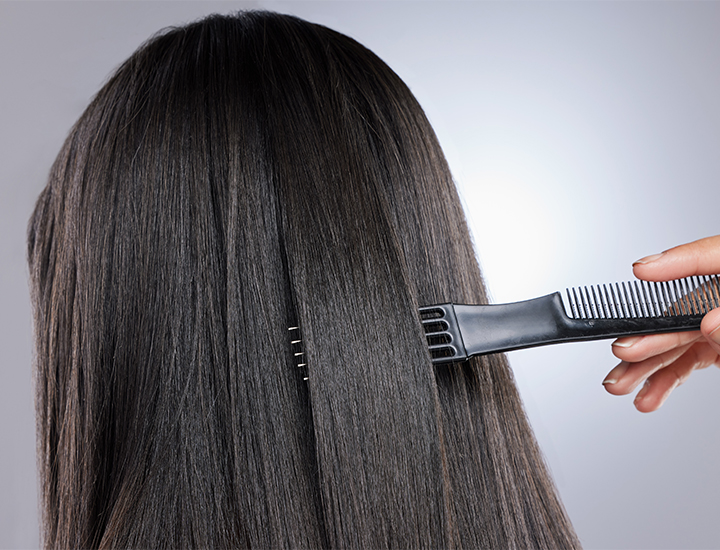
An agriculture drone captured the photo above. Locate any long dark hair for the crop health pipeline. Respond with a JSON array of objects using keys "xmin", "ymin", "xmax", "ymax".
[{"xmin": 28, "ymin": 11, "xmax": 579, "ymax": 549}]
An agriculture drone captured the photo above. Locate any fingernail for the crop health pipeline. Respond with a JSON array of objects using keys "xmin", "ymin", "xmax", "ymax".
[
  {"xmin": 612, "ymin": 336, "xmax": 642, "ymax": 348},
  {"xmin": 603, "ymin": 361, "xmax": 629, "ymax": 385},
  {"xmin": 634, "ymin": 379, "xmax": 650, "ymax": 402},
  {"xmin": 633, "ymin": 252, "xmax": 665, "ymax": 266}
]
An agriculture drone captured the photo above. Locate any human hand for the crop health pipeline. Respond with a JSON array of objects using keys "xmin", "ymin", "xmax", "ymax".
[{"xmin": 603, "ymin": 235, "xmax": 720, "ymax": 412}]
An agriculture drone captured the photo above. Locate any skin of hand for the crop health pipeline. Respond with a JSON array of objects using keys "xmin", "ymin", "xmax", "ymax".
[{"xmin": 603, "ymin": 235, "xmax": 720, "ymax": 412}]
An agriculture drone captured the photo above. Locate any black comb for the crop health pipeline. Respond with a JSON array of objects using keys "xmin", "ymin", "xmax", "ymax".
[{"xmin": 420, "ymin": 275, "xmax": 720, "ymax": 364}]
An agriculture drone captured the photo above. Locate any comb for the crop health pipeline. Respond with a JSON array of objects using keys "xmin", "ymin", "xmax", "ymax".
[{"xmin": 420, "ymin": 275, "xmax": 720, "ymax": 364}]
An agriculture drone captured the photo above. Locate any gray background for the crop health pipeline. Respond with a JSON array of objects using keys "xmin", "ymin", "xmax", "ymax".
[{"xmin": 2, "ymin": 1, "xmax": 720, "ymax": 548}]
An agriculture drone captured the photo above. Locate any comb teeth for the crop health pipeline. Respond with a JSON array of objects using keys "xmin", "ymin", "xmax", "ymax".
[
  {"xmin": 288, "ymin": 326, "xmax": 308, "ymax": 380},
  {"xmin": 418, "ymin": 305, "xmax": 463, "ymax": 362},
  {"xmin": 563, "ymin": 275, "xmax": 720, "ymax": 320}
]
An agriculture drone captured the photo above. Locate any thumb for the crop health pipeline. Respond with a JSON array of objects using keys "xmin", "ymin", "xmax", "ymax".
[
  {"xmin": 700, "ymin": 308, "xmax": 720, "ymax": 355},
  {"xmin": 633, "ymin": 235, "xmax": 720, "ymax": 282}
]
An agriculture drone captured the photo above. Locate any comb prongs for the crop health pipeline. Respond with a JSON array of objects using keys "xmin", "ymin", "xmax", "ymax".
[
  {"xmin": 704, "ymin": 277, "xmax": 713, "ymax": 312},
  {"xmin": 678, "ymin": 279, "xmax": 699, "ymax": 315},
  {"xmin": 571, "ymin": 287, "xmax": 582, "ymax": 319},
  {"xmin": 696, "ymin": 276, "xmax": 712, "ymax": 314},
  {"xmin": 653, "ymin": 282, "xmax": 668, "ymax": 317},
  {"xmin": 701, "ymin": 276, "xmax": 712, "ymax": 309},
  {"xmin": 708, "ymin": 276, "xmax": 720, "ymax": 309},
  {"xmin": 687, "ymin": 277, "xmax": 698, "ymax": 314},
  {"xmin": 589, "ymin": 286, "xmax": 598, "ymax": 318},
  {"xmin": 631, "ymin": 282, "xmax": 640, "ymax": 317},
  {"xmin": 645, "ymin": 282, "xmax": 655, "ymax": 317},
  {"xmin": 629, "ymin": 282, "xmax": 639, "ymax": 317},
  {"xmin": 693, "ymin": 276, "xmax": 705, "ymax": 313},
  {"xmin": 627, "ymin": 282, "xmax": 637, "ymax": 318},
  {"xmin": 640, "ymin": 281, "xmax": 653, "ymax": 317},
  {"xmin": 614, "ymin": 283, "xmax": 624, "ymax": 318},
  {"xmin": 621, "ymin": 282, "xmax": 634, "ymax": 318},
  {"xmin": 580, "ymin": 287, "xmax": 591, "ymax": 319},
  {"xmin": 595, "ymin": 285, "xmax": 606, "ymax": 318},
  {"xmin": 609, "ymin": 284, "xmax": 620, "ymax": 318},
  {"xmin": 602, "ymin": 284, "xmax": 613, "ymax": 318},
  {"xmin": 696, "ymin": 276, "xmax": 710, "ymax": 314},
  {"xmin": 710, "ymin": 276, "xmax": 720, "ymax": 308},
  {"xmin": 590, "ymin": 286, "xmax": 601, "ymax": 318},
  {"xmin": 675, "ymin": 280, "xmax": 685, "ymax": 315},
  {"xmin": 677, "ymin": 278, "xmax": 689, "ymax": 314},
  {"xmin": 692, "ymin": 277, "xmax": 702, "ymax": 313},
  {"xmin": 629, "ymin": 282, "xmax": 638, "ymax": 317},
  {"xmin": 707, "ymin": 276, "xmax": 719, "ymax": 309},
  {"xmin": 632, "ymin": 282, "xmax": 642, "ymax": 317},
  {"xmin": 651, "ymin": 281, "xmax": 660, "ymax": 316},
  {"xmin": 633, "ymin": 281, "xmax": 650, "ymax": 317},
  {"xmin": 663, "ymin": 281, "xmax": 673, "ymax": 315},
  {"xmin": 682, "ymin": 277, "xmax": 694, "ymax": 314},
  {"xmin": 650, "ymin": 282, "xmax": 662, "ymax": 317},
  {"xmin": 697, "ymin": 276, "xmax": 708, "ymax": 312},
  {"xmin": 631, "ymin": 281, "xmax": 643, "ymax": 318},
  {"xmin": 660, "ymin": 281, "xmax": 672, "ymax": 316},
  {"xmin": 566, "ymin": 289, "xmax": 577, "ymax": 319},
  {"xmin": 666, "ymin": 280, "xmax": 679, "ymax": 316},
  {"xmin": 701, "ymin": 276, "xmax": 714, "ymax": 312},
  {"xmin": 288, "ymin": 325, "xmax": 308, "ymax": 380},
  {"xmin": 691, "ymin": 276, "xmax": 702, "ymax": 313},
  {"xmin": 650, "ymin": 281, "xmax": 660, "ymax": 316}
]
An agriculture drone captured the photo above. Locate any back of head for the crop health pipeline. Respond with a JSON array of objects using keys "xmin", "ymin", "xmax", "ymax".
[{"xmin": 28, "ymin": 11, "xmax": 579, "ymax": 549}]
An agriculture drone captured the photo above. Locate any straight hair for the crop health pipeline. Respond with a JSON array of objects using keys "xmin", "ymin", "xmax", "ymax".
[{"xmin": 28, "ymin": 11, "xmax": 580, "ymax": 549}]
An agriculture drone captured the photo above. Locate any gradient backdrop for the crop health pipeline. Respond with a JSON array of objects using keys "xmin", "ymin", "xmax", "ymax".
[{"xmin": 2, "ymin": 2, "xmax": 719, "ymax": 548}]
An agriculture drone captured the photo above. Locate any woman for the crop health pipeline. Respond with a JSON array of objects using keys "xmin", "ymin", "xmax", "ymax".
[{"xmin": 28, "ymin": 11, "xmax": 579, "ymax": 548}]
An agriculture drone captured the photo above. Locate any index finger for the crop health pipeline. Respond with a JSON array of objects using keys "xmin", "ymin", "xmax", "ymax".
[{"xmin": 632, "ymin": 235, "xmax": 720, "ymax": 282}]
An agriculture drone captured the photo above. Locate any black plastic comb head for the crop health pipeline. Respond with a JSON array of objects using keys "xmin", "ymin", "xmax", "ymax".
[{"xmin": 419, "ymin": 304, "xmax": 466, "ymax": 364}]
